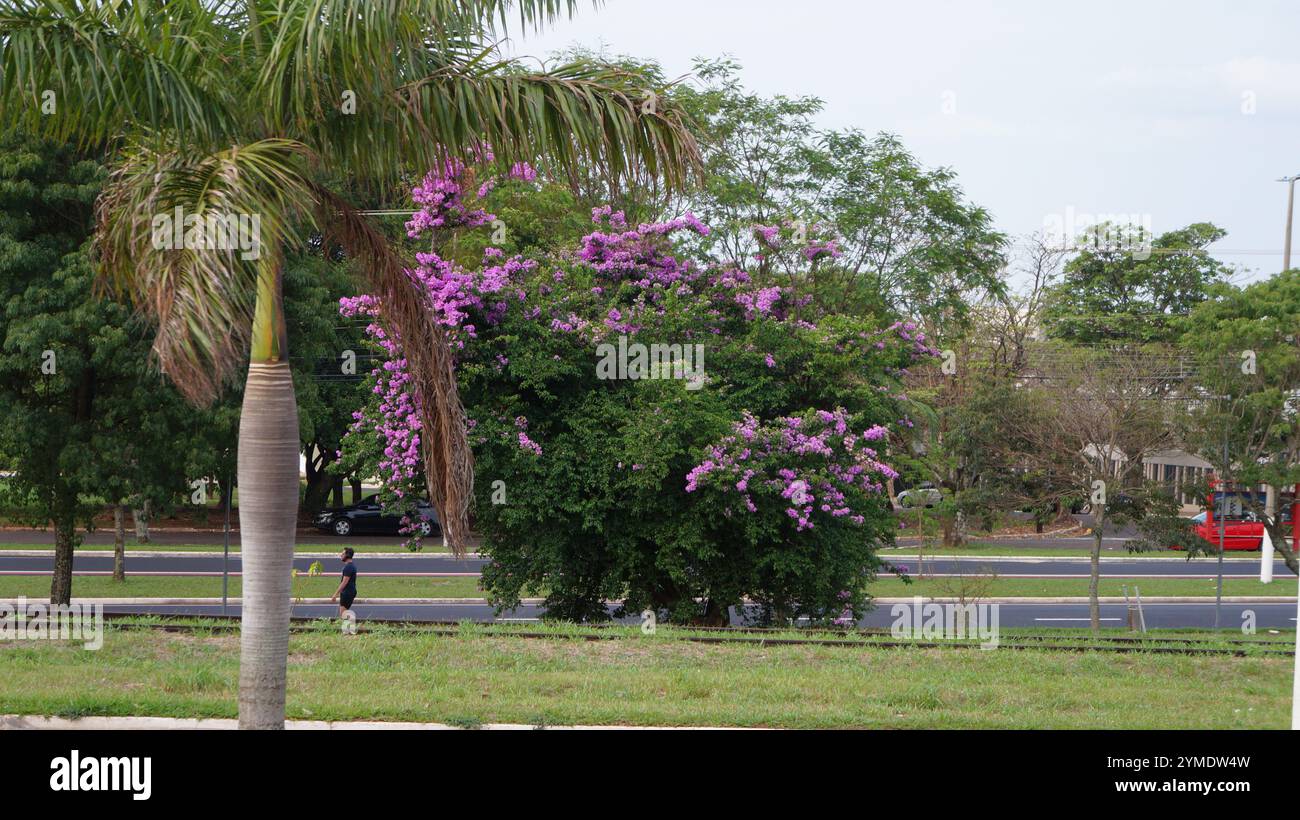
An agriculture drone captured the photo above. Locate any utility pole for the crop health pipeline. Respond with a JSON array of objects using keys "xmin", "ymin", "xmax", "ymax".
[
  {"xmin": 1280, "ymin": 175, "xmax": 1299, "ymax": 271},
  {"xmin": 1214, "ymin": 441, "xmax": 1228, "ymax": 629}
]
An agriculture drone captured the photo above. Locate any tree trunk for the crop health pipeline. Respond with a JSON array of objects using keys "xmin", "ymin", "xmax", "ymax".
[
  {"xmin": 237, "ymin": 360, "xmax": 301, "ymax": 730},
  {"xmin": 50, "ymin": 512, "xmax": 77, "ymax": 605},
  {"xmin": 132, "ymin": 498, "xmax": 151, "ymax": 543},
  {"xmin": 302, "ymin": 443, "xmax": 335, "ymax": 515},
  {"xmin": 696, "ymin": 598, "xmax": 730, "ymax": 627},
  {"xmin": 1089, "ymin": 505, "xmax": 1105, "ymax": 634},
  {"xmin": 113, "ymin": 504, "xmax": 127, "ymax": 582},
  {"xmin": 331, "ymin": 476, "xmax": 344, "ymax": 508},
  {"xmin": 349, "ymin": 475, "xmax": 362, "ymax": 506}
]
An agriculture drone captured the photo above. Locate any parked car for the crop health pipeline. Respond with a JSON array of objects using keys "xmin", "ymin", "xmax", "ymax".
[
  {"xmin": 313, "ymin": 495, "xmax": 441, "ymax": 537},
  {"xmin": 896, "ymin": 483, "xmax": 943, "ymax": 509}
]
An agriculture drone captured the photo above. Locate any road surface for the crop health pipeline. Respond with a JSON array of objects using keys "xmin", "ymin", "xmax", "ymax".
[
  {"xmin": 89, "ymin": 600, "xmax": 1300, "ymax": 629},
  {"xmin": 1, "ymin": 552, "xmax": 1292, "ymax": 578}
]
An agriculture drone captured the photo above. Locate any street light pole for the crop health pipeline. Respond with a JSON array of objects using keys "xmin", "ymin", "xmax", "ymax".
[
  {"xmin": 1279, "ymin": 175, "xmax": 1299, "ymax": 271},
  {"xmin": 222, "ymin": 468, "xmax": 232, "ymax": 617}
]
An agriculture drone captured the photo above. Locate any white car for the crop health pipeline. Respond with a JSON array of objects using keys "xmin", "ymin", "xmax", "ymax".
[{"xmin": 897, "ymin": 486, "xmax": 942, "ymax": 509}]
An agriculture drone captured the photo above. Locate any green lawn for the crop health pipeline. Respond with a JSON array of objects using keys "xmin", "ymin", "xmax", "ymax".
[
  {"xmin": 2, "ymin": 573, "xmax": 1292, "ymax": 601},
  {"xmin": 0, "ymin": 574, "xmax": 485, "ymax": 599},
  {"xmin": 0, "ymin": 541, "xmax": 453, "ymax": 554},
  {"xmin": 0, "ymin": 621, "xmax": 1290, "ymax": 728},
  {"xmin": 873, "ymin": 575, "xmax": 1298, "ymax": 598},
  {"xmin": 889, "ymin": 542, "xmax": 1204, "ymax": 557}
]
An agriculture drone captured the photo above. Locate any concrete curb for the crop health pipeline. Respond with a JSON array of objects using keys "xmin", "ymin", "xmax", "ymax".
[
  {"xmin": 875, "ymin": 596, "xmax": 1298, "ymax": 604},
  {"xmin": 0, "ymin": 597, "xmax": 540, "ymax": 606},
  {"xmin": 0, "ymin": 714, "xmax": 738, "ymax": 731},
  {"xmin": 880, "ymin": 553, "xmax": 1285, "ymax": 563},
  {"xmin": 2, "ymin": 595, "xmax": 1293, "ymax": 607},
  {"xmin": 0, "ymin": 550, "xmax": 480, "ymax": 559}
]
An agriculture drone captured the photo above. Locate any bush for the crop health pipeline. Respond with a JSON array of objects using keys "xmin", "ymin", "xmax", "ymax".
[{"xmin": 340, "ymin": 158, "xmax": 933, "ymax": 623}]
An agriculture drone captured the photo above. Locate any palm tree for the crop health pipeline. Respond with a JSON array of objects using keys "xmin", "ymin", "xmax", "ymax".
[{"xmin": 0, "ymin": 0, "xmax": 698, "ymax": 728}]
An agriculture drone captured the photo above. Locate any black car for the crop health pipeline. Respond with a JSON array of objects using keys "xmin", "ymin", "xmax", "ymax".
[{"xmin": 313, "ymin": 494, "xmax": 441, "ymax": 537}]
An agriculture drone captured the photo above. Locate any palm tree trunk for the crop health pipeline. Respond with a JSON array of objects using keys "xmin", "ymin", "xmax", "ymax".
[
  {"xmin": 238, "ymin": 261, "xmax": 299, "ymax": 729},
  {"xmin": 236, "ymin": 361, "xmax": 299, "ymax": 728}
]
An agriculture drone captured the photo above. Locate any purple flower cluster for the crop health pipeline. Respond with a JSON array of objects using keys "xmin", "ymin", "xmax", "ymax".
[
  {"xmin": 406, "ymin": 161, "xmax": 494, "ymax": 237},
  {"xmin": 685, "ymin": 409, "xmax": 898, "ymax": 531}
]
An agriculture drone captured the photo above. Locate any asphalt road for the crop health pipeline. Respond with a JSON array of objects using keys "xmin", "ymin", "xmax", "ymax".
[
  {"xmin": 94, "ymin": 600, "xmax": 1300, "ymax": 629},
  {"xmin": 4, "ymin": 528, "xmax": 1135, "ymax": 550},
  {"xmin": 0, "ymin": 553, "xmax": 485, "ymax": 575},
  {"xmin": 0, "ymin": 529, "xmax": 408, "ymax": 546},
  {"xmin": 2, "ymin": 553, "xmax": 1292, "ymax": 578}
]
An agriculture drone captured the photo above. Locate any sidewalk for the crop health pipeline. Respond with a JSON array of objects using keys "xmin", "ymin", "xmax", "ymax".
[{"xmin": 0, "ymin": 714, "xmax": 736, "ymax": 730}]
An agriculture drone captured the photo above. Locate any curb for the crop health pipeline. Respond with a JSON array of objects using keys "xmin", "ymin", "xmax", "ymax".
[
  {"xmin": 880, "ymin": 553, "xmax": 1285, "ymax": 563},
  {"xmin": 0, "ymin": 550, "xmax": 479, "ymax": 559},
  {"xmin": 874, "ymin": 596, "xmax": 1299, "ymax": 604},
  {"xmin": 0, "ymin": 714, "xmax": 739, "ymax": 731},
  {"xmin": 0, "ymin": 597, "xmax": 539, "ymax": 606},
  {"xmin": 2, "ymin": 596, "xmax": 1293, "ymax": 607}
]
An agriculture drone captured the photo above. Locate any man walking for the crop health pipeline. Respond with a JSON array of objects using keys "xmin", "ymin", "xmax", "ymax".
[{"xmin": 331, "ymin": 547, "xmax": 358, "ymax": 621}]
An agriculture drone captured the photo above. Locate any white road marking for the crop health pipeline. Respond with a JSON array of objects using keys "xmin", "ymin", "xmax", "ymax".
[{"xmin": 1034, "ymin": 617, "xmax": 1122, "ymax": 622}]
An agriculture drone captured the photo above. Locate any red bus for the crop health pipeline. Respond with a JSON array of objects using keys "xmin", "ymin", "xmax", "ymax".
[{"xmin": 1178, "ymin": 476, "xmax": 1299, "ymax": 551}]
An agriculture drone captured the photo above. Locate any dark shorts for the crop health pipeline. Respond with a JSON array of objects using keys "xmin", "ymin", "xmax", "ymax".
[{"xmin": 340, "ymin": 591, "xmax": 356, "ymax": 610}]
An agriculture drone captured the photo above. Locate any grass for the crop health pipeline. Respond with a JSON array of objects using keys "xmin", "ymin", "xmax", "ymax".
[
  {"xmin": 874, "ymin": 576, "xmax": 1298, "ymax": 598},
  {"xmin": 1, "ymin": 573, "xmax": 1292, "ymax": 601},
  {"xmin": 0, "ymin": 620, "xmax": 1291, "ymax": 728},
  {"xmin": 887, "ymin": 542, "xmax": 1187, "ymax": 557},
  {"xmin": 0, "ymin": 574, "xmax": 486, "ymax": 599},
  {"xmin": 0, "ymin": 541, "xmax": 453, "ymax": 554}
]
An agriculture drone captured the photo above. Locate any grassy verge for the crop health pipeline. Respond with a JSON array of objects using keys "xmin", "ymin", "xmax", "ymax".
[
  {"xmin": 0, "ymin": 541, "xmax": 452, "ymax": 554},
  {"xmin": 875, "ymin": 576, "xmax": 1297, "ymax": 598},
  {"xmin": 2, "ymin": 574, "xmax": 1293, "ymax": 600},
  {"xmin": 0, "ymin": 575, "xmax": 485, "ymax": 599},
  {"xmin": 888, "ymin": 542, "xmax": 1194, "ymax": 557},
  {"xmin": 0, "ymin": 620, "xmax": 1290, "ymax": 728}
]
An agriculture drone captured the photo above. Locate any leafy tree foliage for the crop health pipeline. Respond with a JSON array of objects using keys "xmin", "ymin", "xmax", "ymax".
[
  {"xmin": 0, "ymin": 136, "xmax": 192, "ymax": 601},
  {"xmin": 1043, "ymin": 223, "xmax": 1232, "ymax": 345}
]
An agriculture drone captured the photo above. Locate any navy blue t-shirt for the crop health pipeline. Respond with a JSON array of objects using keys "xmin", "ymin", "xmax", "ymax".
[{"xmin": 340, "ymin": 562, "xmax": 357, "ymax": 595}]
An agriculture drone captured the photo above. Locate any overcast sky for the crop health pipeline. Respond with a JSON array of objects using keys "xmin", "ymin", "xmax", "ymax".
[{"xmin": 504, "ymin": 0, "xmax": 1299, "ymax": 285}]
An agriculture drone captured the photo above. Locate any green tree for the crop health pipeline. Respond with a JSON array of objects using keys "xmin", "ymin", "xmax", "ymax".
[
  {"xmin": 673, "ymin": 59, "xmax": 1006, "ymax": 330},
  {"xmin": 1043, "ymin": 223, "xmax": 1232, "ymax": 345},
  {"xmin": 0, "ymin": 0, "xmax": 699, "ymax": 729},
  {"xmin": 0, "ymin": 135, "xmax": 192, "ymax": 600},
  {"xmin": 1178, "ymin": 271, "xmax": 1300, "ymax": 573}
]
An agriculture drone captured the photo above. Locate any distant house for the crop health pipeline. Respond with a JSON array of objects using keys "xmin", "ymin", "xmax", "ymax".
[
  {"xmin": 1141, "ymin": 448, "xmax": 1213, "ymax": 505},
  {"xmin": 1078, "ymin": 445, "xmax": 1212, "ymax": 506}
]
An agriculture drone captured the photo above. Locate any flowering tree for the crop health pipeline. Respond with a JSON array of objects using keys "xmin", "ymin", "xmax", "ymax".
[{"xmin": 340, "ymin": 158, "xmax": 934, "ymax": 624}]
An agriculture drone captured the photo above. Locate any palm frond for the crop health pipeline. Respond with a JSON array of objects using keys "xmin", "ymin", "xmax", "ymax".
[
  {"xmin": 309, "ymin": 185, "xmax": 475, "ymax": 555},
  {"xmin": 244, "ymin": 0, "xmax": 698, "ymax": 190},
  {"xmin": 0, "ymin": 0, "xmax": 237, "ymax": 148},
  {"xmin": 93, "ymin": 138, "xmax": 314, "ymax": 404}
]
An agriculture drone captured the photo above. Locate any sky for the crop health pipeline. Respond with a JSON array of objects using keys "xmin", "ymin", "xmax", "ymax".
[{"xmin": 502, "ymin": 0, "xmax": 1300, "ymax": 285}]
